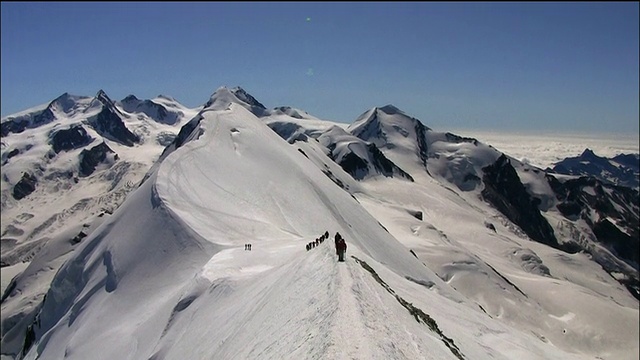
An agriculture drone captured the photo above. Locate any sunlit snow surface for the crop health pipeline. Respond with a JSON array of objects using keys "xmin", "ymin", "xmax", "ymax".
[{"xmin": 2, "ymin": 90, "xmax": 638, "ymax": 360}]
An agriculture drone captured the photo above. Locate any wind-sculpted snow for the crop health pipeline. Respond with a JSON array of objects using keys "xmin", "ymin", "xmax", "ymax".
[{"xmin": 10, "ymin": 171, "xmax": 220, "ymax": 359}]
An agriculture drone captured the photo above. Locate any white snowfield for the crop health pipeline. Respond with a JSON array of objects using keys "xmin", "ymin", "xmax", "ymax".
[{"xmin": 4, "ymin": 88, "xmax": 638, "ymax": 360}]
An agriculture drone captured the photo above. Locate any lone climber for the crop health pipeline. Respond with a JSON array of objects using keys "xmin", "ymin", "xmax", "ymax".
[{"xmin": 336, "ymin": 238, "xmax": 347, "ymax": 262}]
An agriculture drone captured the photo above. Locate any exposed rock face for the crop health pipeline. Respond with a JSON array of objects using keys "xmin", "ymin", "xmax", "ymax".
[
  {"xmin": 366, "ymin": 143, "xmax": 414, "ymax": 181},
  {"xmin": 12, "ymin": 172, "xmax": 38, "ymax": 200},
  {"xmin": 444, "ymin": 132, "xmax": 479, "ymax": 146},
  {"xmin": 78, "ymin": 142, "xmax": 116, "ymax": 177},
  {"xmin": 49, "ymin": 125, "xmax": 93, "ymax": 153},
  {"xmin": 349, "ymin": 106, "xmax": 431, "ymax": 174},
  {"xmin": 337, "ymin": 151, "xmax": 369, "ymax": 179},
  {"xmin": 546, "ymin": 174, "xmax": 639, "ymax": 267},
  {"xmin": 90, "ymin": 90, "xmax": 140, "ymax": 146},
  {"xmin": 328, "ymin": 142, "xmax": 413, "ymax": 181},
  {"xmin": 613, "ymin": 153, "xmax": 640, "ymax": 172},
  {"xmin": 231, "ymin": 87, "xmax": 267, "ymax": 116},
  {"xmin": 414, "ymin": 122, "xmax": 429, "ymax": 171},
  {"xmin": 350, "ymin": 108, "xmax": 388, "ymax": 145},
  {"xmin": 266, "ymin": 122, "xmax": 305, "ymax": 143},
  {"xmin": 167, "ymin": 116, "xmax": 203, "ymax": 152},
  {"xmin": 1, "ymin": 107, "xmax": 55, "ymax": 137},
  {"xmin": 120, "ymin": 95, "xmax": 180, "ymax": 125},
  {"xmin": 272, "ymin": 106, "xmax": 308, "ymax": 119},
  {"xmin": 1, "ymin": 92, "xmax": 89, "ymax": 137},
  {"xmin": 2, "ymin": 148, "xmax": 21, "ymax": 165},
  {"xmin": 481, "ymin": 154, "xmax": 558, "ymax": 248}
]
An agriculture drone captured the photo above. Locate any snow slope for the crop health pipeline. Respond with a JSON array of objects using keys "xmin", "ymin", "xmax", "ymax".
[
  {"xmin": 338, "ymin": 105, "xmax": 638, "ymax": 359},
  {"xmin": 2, "ymin": 87, "xmax": 638, "ymax": 360}
]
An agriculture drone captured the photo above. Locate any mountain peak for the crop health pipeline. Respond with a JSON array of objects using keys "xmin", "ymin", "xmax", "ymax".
[
  {"xmin": 272, "ymin": 106, "xmax": 317, "ymax": 120},
  {"xmin": 89, "ymin": 90, "xmax": 139, "ymax": 146},
  {"xmin": 203, "ymin": 86, "xmax": 236, "ymax": 110},
  {"xmin": 580, "ymin": 148, "xmax": 598, "ymax": 158},
  {"xmin": 349, "ymin": 104, "xmax": 429, "ymax": 142},
  {"xmin": 231, "ymin": 86, "xmax": 266, "ymax": 110},
  {"xmin": 553, "ymin": 148, "xmax": 639, "ymax": 188},
  {"xmin": 48, "ymin": 92, "xmax": 86, "ymax": 113},
  {"xmin": 377, "ymin": 104, "xmax": 403, "ymax": 115},
  {"xmin": 122, "ymin": 94, "xmax": 140, "ymax": 103},
  {"xmin": 156, "ymin": 94, "xmax": 177, "ymax": 102},
  {"xmin": 95, "ymin": 89, "xmax": 115, "ymax": 107},
  {"xmin": 204, "ymin": 86, "xmax": 267, "ymax": 116},
  {"xmin": 57, "ymin": 92, "xmax": 71, "ymax": 100}
]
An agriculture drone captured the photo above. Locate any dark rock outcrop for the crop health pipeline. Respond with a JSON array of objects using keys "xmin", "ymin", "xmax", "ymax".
[
  {"xmin": 445, "ymin": 132, "xmax": 478, "ymax": 146},
  {"xmin": 350, "ymin": 108, "xmax": 387, "ymax": 144},
  {"xmin": 2, "ymin": 148, "xmax": 21, "ymax": 165},
  {"xmin": 7, "ymin": 148, "xmax": 20, "ymax": 159},
  {"xmin": 89, "ymin": 90, "xmax": 140, "ymax": 146},
  {"xmin": 1, "ymin": 92, "xmax": 89, "ymax": 137},
  {"xmin": 593, "ymin": 219, "xmax": 638, "ymax": 265},
  {"xmin": 266, "ymin": 122, "xmax": 304, "ymax": 143},
  {"xmin": 1, "ymin": 107, "xmax": 55, "ymax": 137},
  {"xmin": 408, "ymin": 210, "xmax": 423, "ymax": 221},
  {"xmin": 367, "ymin": 143, "xmax": 414, "ymax": 181},
  {"xmin": 170, "ymin": 116, "xmax": 202, "ymax": 150},
  {"xmin": 613, "ymin": 153, "xmax": 640, "ymax": 171},
  {"xmin": 12, "ymin": 172, "xmax": 38, "ymax": 200},
  {"xmin": 331, "ymin": 142, "xmax": 413, "ymax": 181},
  {"xmin": 273, "ymin": 106, "xmax": 308, "ymax": 119},
  {"xmin": 153, "ymin": 114, "xmax": 205, "ymax": 169},
  {"xmin": 546, "ymin": 174, "xmax": 639, "ymax": 267},
  {"xmin": 414, "ymin": 122, "xmax": 429, "ymax": 171},
  {"xmin": 231, "ymin": 87, "xmax": 267, "ymax": 117},
  {"xmin": 349, "ymin": 106, "xmax": 431, "ymax": 174},
  {"xmin": 482, "ymin": 154, "xmax": 558, "ymax": 248},
  {"xmin": 338, "ymin": 151, "xmax": 369, "ymax": 179},
  {"xmin": 49, "ymin": 125, "xmax": 93, "ymax": 153},
  {"xmin": 120, "ymin": 95, "xmax": 179, "ymax": 125},
  {"xmin": 78, "ymin": 142, "xmax": 116, "ymax": 177}
]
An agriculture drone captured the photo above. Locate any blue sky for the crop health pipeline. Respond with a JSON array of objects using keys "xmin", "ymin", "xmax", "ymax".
[{"xmin": 1, "ymin": 2, "xmax": 638, "ymax": 134}]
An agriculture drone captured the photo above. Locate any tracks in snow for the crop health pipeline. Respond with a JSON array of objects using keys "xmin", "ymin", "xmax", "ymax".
[{"xmin": 326, "ymin": 255, "xmax": 375, "ymax": 359}]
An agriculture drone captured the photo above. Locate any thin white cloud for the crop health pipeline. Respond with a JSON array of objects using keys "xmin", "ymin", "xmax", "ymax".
[{"xmin": 449, "ymin": 130, "xmax": 639, "ymax": 169}]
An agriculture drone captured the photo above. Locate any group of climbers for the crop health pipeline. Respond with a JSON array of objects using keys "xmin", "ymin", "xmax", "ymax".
[
  {"xmin": 244, "ymin": 230, "xmax": 347, "ymax": 261},
  {"xmin": 305, "ymin": 230, "xmax": 348, "ymax": 262},
  {"xmin": 306, "ymin": 231, "xmax": 329, "ymax": 251}
]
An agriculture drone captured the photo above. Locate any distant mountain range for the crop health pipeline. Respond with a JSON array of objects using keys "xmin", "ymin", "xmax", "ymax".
[
  {"xmin": 1, "ymin": 87, "xmax": 638, "ymax": 360},
  {"xmin": 549, "ymin": 148, "xmax": 639, "ymax": 189}
]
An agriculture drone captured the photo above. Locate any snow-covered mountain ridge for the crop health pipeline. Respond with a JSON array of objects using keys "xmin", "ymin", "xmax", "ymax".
[
  {"xmin": 1, "ymin": 86, "xmax": 638, "ymax": 360},
  {"xmin": 1, "ymin": 89, "xmax": 200, "ymax": 265}
]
